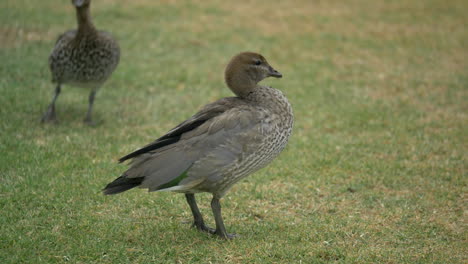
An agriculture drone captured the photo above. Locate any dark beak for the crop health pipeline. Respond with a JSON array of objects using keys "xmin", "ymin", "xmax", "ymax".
[
  {"xmin": 268, "ymin": 66, "xmax": 283, "ymax": 78},
  {"xmin": 73, "ymin": 0, "xmax": 85, "ymax": 7}
]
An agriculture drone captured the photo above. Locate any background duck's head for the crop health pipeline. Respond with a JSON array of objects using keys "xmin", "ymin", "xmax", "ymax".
[
  {"xmin": 72, "ymin": 0, "xmax": 91, "ymax": 8},
  {"xmin": 225, "ymin": 52, "xmax": 282, "ymax": 97}
]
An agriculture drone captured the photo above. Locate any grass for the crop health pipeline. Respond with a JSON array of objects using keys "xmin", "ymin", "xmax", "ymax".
[{"xmin": 0, "ymin": 0, "xmax": 466, "ymax": 263}]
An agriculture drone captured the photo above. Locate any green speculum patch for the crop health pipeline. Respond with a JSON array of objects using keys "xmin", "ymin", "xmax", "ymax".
[{"xmin": 156, "ymin": 168, "xmax": 190, "ymax": 190}]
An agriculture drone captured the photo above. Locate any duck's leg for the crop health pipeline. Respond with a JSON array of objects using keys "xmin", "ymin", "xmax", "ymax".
[
  {"xmin": 211, "ymin": 196, "xmax": 237, "ymax": 239},
  {"xmin": 41, "ymin": 84, "xmax": 61, "ymax": 123},
  {"xmin": 185, "ymin": 193, "xmax": 215, "ymax": 233},
  {"xmin": 84, "ymin": 88, "xmax": 97, "ymax": 125}
]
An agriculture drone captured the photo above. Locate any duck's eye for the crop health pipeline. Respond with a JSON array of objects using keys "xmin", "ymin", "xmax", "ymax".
[{"xmin": 254, "ymin": 60, "xmax": 262, "ymax": 65}]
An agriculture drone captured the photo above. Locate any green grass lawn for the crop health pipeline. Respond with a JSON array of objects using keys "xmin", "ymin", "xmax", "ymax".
[{"xmin": 1, "ymin": 0, "xmax": 466, "ymax": 263}]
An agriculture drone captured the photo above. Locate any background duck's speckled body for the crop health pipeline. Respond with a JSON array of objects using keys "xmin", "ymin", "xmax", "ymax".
[
  {"xmin": 49, "ymin": 30, "xmax": 119, "ymax": 87},
  {"xmin": 41, "ymin": 0, "xmax": 120, "ymax": 124},
  {"xmin": 104, "ymin": 52, "xmax": 293, "ymax": 239}
]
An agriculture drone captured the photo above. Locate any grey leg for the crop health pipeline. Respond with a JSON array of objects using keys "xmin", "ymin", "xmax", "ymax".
[
  {"xmin": 84, "ymin": 89, "xmax": 97, "ymax": 125},
  {"xmin": 211, "ymin": 196, "xmax": 236, "ymax": 239},
  {"xmin": 185, "ymin": 194, "xmax": 215, "ymax": 233},
  {"xmin": 41, "ymin": 84, "xmax": 61, "ymax": 123}
]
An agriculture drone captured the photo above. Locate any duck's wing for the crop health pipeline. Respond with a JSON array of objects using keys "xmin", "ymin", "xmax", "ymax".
[
  {"xmin": 118, "ymin": 97, "xmax": 243, "ymax": 163},
  {"xmin": 103, "ymin": 97, "xmax": 266, "ymax": 195},
  {"xmin": 49, "ymin": 30, "xmax": 77, "ymax": 82},
  {"xmin": 54, "ymin": 30, "xmax": 77, "ymax": 45},
  {"xmin": 175, "ymin": 103, "xmax": 271, "ymax": 191}
]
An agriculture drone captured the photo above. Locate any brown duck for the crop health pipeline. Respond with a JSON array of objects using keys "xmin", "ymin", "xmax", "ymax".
[
  {"xmin": 42, "ymin": 0, "xmax": 120, "ymax": 125},
  {"xmin": 104, "ymin": 52, "xmax": 294, "ymax": 239}
]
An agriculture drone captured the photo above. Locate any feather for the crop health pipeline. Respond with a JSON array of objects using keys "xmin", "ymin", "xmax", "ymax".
[{"xmin": 102, "ymin": 176, "xmax": 144, "ymax": 195}]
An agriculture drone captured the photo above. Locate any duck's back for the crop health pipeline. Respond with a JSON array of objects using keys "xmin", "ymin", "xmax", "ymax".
[{"xmin": 49, "ymin": 29, "xmax": 120, "ymax": 86}]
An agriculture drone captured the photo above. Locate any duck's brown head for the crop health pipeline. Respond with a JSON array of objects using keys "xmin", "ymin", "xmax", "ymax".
[
  {"xmin": 225, "ymin": 52, "xmax": 282, "ymax": 98},
  {"xmin": 72, "ymin": 0, "xmax": 91, "ymax": 8}
]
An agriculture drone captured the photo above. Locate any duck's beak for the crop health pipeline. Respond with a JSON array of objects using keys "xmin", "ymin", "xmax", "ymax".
[
  {"xmin": 73, "ymin": 0, "xmax": 86, "ymax": 7},
  {"xmin": 268, "ymin": 66, "xmax": 283, "ymax": 78}
]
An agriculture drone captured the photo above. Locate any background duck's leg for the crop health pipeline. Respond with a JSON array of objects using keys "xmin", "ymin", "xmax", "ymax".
[
  {"xmin": 41, "ymin": 83, "xmax": 61, "ymax": 123},
  {"xmin": 211, "ymin": 196, "xmax": 236, "ymax": 239},
  {"xmin": 84, "ymin": 88, "xmax": 97, "ymax": 124},
  {"xmin": 185, "ymin": 194, "xmax": 215, "ymax": 233}
]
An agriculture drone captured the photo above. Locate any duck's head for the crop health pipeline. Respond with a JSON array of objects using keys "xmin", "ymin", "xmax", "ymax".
[
  {"xmin": 72, "ymin": 0, "xmax": 91, "ymax": 8},
  {"xmin": 225, "ymin": 52, "xmax": 282, "ymax": 97}
]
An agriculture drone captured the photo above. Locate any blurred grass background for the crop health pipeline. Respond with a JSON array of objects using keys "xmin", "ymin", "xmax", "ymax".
[{"xmin": 0, "ymin": 0, "xmax": 466, "ymax": 263}]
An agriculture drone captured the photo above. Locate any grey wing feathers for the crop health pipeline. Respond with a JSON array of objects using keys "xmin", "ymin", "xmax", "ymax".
[
  {"xmin": 118, "ymin": 97, "xmax": 243, "ymax": 162},
  {"xmin": 184, "ymin": 109, "xmax": 264, "ymax": 183},
  {"xmin": 109, "ymin": 97, "xmax": 263, "ymax": 193},
  {"xmin": 125, "ymin": 150, "xmax": 194, "ymax": 192}
]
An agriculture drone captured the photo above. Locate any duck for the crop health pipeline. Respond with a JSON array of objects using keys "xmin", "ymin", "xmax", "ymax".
[
  {"xmin": 103, "ymin": 52, "xmax": 293, "ymax": 239},
  {"xmin": 41, "ymin": 0, "xmax": 120, "ymax": 125}
]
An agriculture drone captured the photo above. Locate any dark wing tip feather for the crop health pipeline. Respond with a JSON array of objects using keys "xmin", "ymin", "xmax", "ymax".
[
  {"xmin": 118, "ymin": 137, "xmax": 180, "ymax": 163},
  {"xmin": 118, "ymin": 119, "xmax": 209, "ymax": 163},
  {"xmin": 102, "ymin": 176, "xmax": 144, "ymax": 195},
  {"xmin": 117, "ymin": 100, "xmax": 234, "ymax": 164}
]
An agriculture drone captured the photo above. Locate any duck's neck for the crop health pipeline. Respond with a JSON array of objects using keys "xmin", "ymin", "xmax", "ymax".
[
  {"xmin": 76, "ymin": 5, "xmax": 96, "ymax": 36},
  {"xmin": 226, "ymin": 75, "xmax": 258, "ymax": 98}
]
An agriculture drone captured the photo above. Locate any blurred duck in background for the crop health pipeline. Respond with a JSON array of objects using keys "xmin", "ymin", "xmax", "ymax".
[{"xmin": 42, "ymin": 0, "xmax": 120, "ymax": 125}]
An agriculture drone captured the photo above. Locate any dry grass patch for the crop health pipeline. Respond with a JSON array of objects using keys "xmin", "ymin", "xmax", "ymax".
[{"xmin": 0, "ymin": 26, "xmax": 56, "ymax": 48}]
